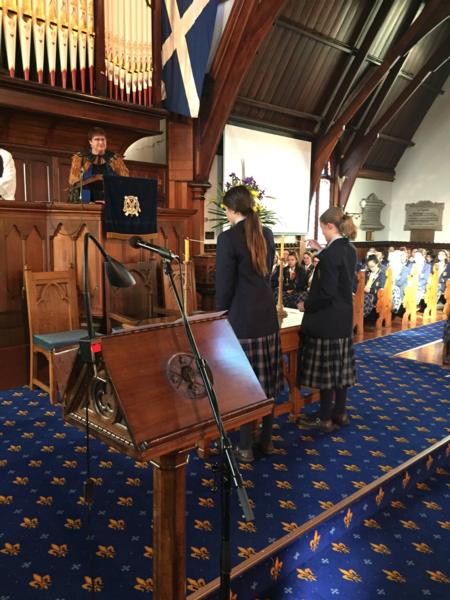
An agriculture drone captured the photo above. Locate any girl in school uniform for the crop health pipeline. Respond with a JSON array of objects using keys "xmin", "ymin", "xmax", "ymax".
[
  {"xmin": 297, "ymin": 207, "xmax": 357, "ymax": 433},
  {"xmin": 215, "ymin": 185, "xmax": 282, "ymax": 462}
]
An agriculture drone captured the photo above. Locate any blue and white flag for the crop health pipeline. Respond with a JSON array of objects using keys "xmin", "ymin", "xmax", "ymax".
[{"xmin": 162, "ymin": 0, "xmax": 218, "ymax": 118}]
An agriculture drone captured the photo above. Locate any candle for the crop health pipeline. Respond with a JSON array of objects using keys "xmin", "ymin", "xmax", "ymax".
[
  {"xmin": 280, "ymin": 237, "xmax": 284, "ymax": 262},
  {"xmin": 184, "ymin": 238, "xmax": 190, "ymax": 264}
]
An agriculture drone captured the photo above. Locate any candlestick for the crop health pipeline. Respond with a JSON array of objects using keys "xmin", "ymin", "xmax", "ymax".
[
  {"xmin": 184, "ymin": 238, "xmax": 190, "ymax": 264},
  {"xmin": 276, "ymin": 236, "xmax": 287, "ymax": 319}
]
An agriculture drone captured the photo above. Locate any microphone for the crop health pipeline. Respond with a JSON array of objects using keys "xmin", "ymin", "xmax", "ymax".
[
  {"xmin": 79, "ymin": 164, "xmax": 84, "ymax": 203},
  {"xmin": 129, "ymin": 236, "xmax": 179, "ymax": 261}
]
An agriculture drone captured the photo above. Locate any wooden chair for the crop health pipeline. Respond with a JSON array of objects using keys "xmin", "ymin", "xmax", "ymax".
[
  {"xmin": 352, "ymin": 271, "xmax": 364, "ymax": 337},
  {"xmin": 444, "ymin": 279, "xmax": 450, "ymax": 317},
  {"xmin": 422, "ymin": 264, "xmax": 439, "ymax": 324},
  {"xmin": 402, "ymin": 266, "xmax": 418, "ymax": 329},
  {"xmin": 109, "ymin": 260, "xmax": 198, "ymax": 329},
  {"xmin": 108, "ymin": 260, "xmax": 159, "ymax": 327},
  {"xmin": 162, "ymin": 260, "xmax": 198, "ymax": 315},
  {"xmin": 375, "ymin": 266, "xmax": 392, "ymax": 331},
  {"xmin": 23, "ymin": 267, "xmax": 87, "ymax": 404}
]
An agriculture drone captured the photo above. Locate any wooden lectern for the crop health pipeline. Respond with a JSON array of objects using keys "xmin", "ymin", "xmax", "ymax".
[
  {"xmin": 69, "ymin": 174, "xmax": 104, "ymax": 202},
  {"xmin": 60, "ymin": 314, "xmax": 273, "ymax": 599}
]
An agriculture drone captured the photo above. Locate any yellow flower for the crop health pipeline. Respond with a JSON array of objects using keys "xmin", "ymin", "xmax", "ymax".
[{"xmin": 134, "ymin": 577, "xmax": 153, "ymax": 592}]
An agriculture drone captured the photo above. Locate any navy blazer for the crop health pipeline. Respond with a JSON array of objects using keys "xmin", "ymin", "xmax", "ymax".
[
  {"xmin": 215, "ymin": 221, "xmax": 279, "ymax": 339},
  {"xmin": 302, "ymin": 237, "xmax": 357, "ymax": 339}
]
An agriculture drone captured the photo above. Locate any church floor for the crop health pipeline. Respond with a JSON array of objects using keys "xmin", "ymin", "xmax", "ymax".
[{"xmin": 0, "ymin": 320, "xmax": 448, "ymax": 599}]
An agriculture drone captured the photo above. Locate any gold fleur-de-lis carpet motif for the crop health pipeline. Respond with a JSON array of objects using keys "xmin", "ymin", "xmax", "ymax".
[
  {"xmin": 0, "ymin": 322, "xmax": 449, "ymax": 598},
  {"xmin": 261, "ymin": 473, "xmax": 450, "ymax": 599}
]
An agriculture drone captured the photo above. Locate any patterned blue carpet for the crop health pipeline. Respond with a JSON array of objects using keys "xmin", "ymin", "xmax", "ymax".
[
  {"xmin": 259, "ymin": 466, "xmax": 450, "ymax": 599},
  {"xmin": 0, "ymin": 321, "xmax": 449, "ymax": 598}
]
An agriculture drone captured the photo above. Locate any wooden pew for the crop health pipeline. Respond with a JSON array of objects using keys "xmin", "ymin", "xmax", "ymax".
[
  {"xmin": 352, "ymin": 271, "xmax": 364, "ymax": 338},
  {"xmin": 444, "ymin": 280, "xmax": 450, "ymax": 318},
  {"xmin": 376, "ymin": 266, "xmax": 392, "ymax": 331},
  {"xmin": 402, "ymin": 266, "xmax": 418, "ymax": 329},
  {"xmin": 422, "ymin": 264, "xmax": 440, "ymax": 324}
]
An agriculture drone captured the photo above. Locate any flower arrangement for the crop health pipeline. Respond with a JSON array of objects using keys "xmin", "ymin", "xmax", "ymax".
[{"xmin": 208, "ymin": 172, "xmax": 277, "ymax": 230}]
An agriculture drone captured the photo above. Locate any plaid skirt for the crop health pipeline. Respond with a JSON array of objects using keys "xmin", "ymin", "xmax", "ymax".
[
  {"xmin": 298, "ymin": 334, "xmax": 356, "ymax": 390},
  {"xmin": 444, "ymin": 315, "xmax": 450, "ymax": 344},
  {"xmin": 239, "ymin": 331, "xmax": 283, "ymax": 399}
]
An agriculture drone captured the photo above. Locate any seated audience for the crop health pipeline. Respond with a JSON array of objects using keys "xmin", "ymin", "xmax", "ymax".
[
  {"xmin": 363, "ymin": 255, "xmax": 386, "ymax": 320},
  {"xmin": 274, "ymin": 251, "xmax": 307, "ymax": 308},
  {"xmin": 413, "ymin": 248, "xmax": 432, "ymax": 305},
  {"xmin": 436, "ymin": 250, "xmax": 449, "ymax": 302}
]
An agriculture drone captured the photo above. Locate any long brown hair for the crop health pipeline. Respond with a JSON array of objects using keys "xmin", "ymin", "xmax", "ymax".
[
  {"xmin": 222, "ymin": 185, "xmax": 268, "ymax": 276},
  {"xmin": 319, "ymin": 206, "xmax": 357, "ymax": 240}
]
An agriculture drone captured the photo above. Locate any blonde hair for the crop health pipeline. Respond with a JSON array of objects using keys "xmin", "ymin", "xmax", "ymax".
[{"xmin": 319, "ymin": 207, "xmax": 357, "ymax": 240}]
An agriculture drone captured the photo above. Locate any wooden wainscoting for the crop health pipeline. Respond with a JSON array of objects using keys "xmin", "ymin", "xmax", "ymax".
[{"xmin": 0, "ymin": 201, "xmax": 195, "ymax": 389}]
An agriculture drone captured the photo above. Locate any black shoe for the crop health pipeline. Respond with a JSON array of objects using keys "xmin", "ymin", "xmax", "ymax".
[
  {"xmin": 332, "ymin": 413, "xmax": 349, "ymax": 427},
  {"xmin": 298, "ymin": 410, "xmax": 320, "ymax": 423},
  {"xmin": 234, "ymin": 447, "xmax": 255, "ymax": 463},
  {"xmin": 252, "ymin": 432, "xmax": 276, "ymax": 455},
  {"xmin": 299, "ymin": 417, "xmax": 336, "ymax": 433}
]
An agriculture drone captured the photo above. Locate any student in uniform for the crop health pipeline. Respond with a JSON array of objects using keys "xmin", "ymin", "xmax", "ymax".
[
  {"xmin": 215, "ymin": 185, "xmax": 282, "ymax": 462},
  {"xmin": 297, "ymin": 207, "xmax": 357, "ymax": 433}
]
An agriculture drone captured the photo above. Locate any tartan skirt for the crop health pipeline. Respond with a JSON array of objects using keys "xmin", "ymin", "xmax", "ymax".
[
  {"xmin": 298, "ymin": 334, "xmax": 356, "ymax": 390},
  {"xmin": 239, "ymin": 331, "xmax": 283, "ymax": 399}
]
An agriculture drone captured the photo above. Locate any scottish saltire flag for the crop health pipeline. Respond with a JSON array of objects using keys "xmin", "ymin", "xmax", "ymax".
[{"xmin": 162, "ymin": 0, "xmax": 218, "ymax": 117}]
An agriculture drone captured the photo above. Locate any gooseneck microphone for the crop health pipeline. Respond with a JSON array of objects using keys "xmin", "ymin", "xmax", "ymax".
[{"xmin": 129, "ymin": 236, "xmax": 179, "ymax": 261}]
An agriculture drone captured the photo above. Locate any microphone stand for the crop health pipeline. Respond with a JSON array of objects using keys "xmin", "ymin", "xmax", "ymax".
[
  {"xmin": 79, "ymin": 165, "xmax": 84, "ymax": 203},
  {"xmin": 161, "ymin": 257, "xmax": 254, "ymax": 600}
]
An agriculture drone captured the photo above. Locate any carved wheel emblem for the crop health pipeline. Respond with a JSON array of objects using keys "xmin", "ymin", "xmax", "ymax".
[
  {"xmin": 166, "ymin": 353, "xmax": 212, "ymax": 399},
  {"xmin": 89, "ymin": 369, "xmax": 120, "ymax": 424}
]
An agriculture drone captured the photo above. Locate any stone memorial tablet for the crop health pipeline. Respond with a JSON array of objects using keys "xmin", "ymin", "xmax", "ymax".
[
  {"xmin": 404, "ymin": 201, "xmax": 444, "ymax": 231},
  {"xmin": 360, "ymin": 193, "xmax": 385, "ymax": 231}
]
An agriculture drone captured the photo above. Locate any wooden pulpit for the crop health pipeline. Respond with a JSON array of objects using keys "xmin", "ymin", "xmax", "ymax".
[
  {"xmin": 59, "ymin": 314, "xmax": 273, "ymax": 599},
  {"xmin": 69, "ymin": 174, "xmax": 104, "ymax": 202}
]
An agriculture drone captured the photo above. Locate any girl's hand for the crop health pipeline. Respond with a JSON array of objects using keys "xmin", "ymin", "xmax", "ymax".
[{"xmin": 307, "ymin": 239, "xmax": 321, "ymax": 251}]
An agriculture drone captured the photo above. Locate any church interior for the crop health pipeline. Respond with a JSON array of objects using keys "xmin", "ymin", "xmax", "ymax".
[{"xmin": 0, "ymin": 1, "xmax": 449, "ymax": 599}]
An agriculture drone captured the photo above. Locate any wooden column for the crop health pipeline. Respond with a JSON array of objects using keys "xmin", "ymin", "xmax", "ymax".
[
  {"xmin": 188, "ymin": 181, "xmax": 211, "ymax": 255},
  {"xmin": 152, "ymin": 451, "xmax": 190, "ymax": 600}
]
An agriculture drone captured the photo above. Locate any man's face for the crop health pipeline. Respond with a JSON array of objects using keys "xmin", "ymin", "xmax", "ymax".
[{"xmin": 89, "ymin": 135, "xmax": 107, "ymax": 155}]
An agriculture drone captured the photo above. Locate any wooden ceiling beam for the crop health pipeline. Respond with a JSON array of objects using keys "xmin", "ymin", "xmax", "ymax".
[
  {"xmin": 230, "ymin": 114, "xmax": 314, "ymax": 140},
  {"xmin": 311, "ymin": 0, "xmax": 450, "ymax": 194},
  {"xmin": 194, "ymin": 0, "xmax": 285, "ymax": 182},
  {"xmin": 329, "ymin": 0, "xmax": 421, "ymax": 158},
  {"xmin": 377, "ymin": 133, "xmax": 415, "ymax": 147},
  {"xmin": 276, "ymin": 16, "xmax": 355, "ymax": 54},
  {"xmin": 235, "ymin": 96, "xmax": 322, "ymax": 122},
  {"xmin": 321, "ymin": 0, "xmax": 394, "ymax": 133},
  {"xmin": 338, "ymin": 35, "xmax": 450, "ymax": 207}
]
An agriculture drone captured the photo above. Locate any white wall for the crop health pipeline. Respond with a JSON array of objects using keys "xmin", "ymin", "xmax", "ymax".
[
  {"xmin": 124, "ymin": 120, "xmax": 166, "ymax": 164},
  {"xmin": 389, "ymin": 77, "xmax": 450, "ymax": 242},
  {"xmin": 347, "ymin": 76, "xmax": 450, "ymax": 242}
]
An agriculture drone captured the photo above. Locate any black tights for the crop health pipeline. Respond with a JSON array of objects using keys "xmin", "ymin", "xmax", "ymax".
[{"xmin": 319, "ymin": 388, "xmax": 348, "ymax": 421}]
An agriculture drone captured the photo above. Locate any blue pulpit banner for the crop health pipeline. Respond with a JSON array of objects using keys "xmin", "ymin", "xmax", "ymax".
[{"xmin": 103, "ymin": 175, "xmax": 157, "ymax": 235}]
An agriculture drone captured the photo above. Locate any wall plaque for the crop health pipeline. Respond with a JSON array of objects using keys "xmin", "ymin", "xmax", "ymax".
[
  {"xmin": 404, "ymin": 201, "xmax": 444, "ymax": 231},
  {"xmin": 359, "ymin": 193, "xmax": 385, "ymax": 231}
]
